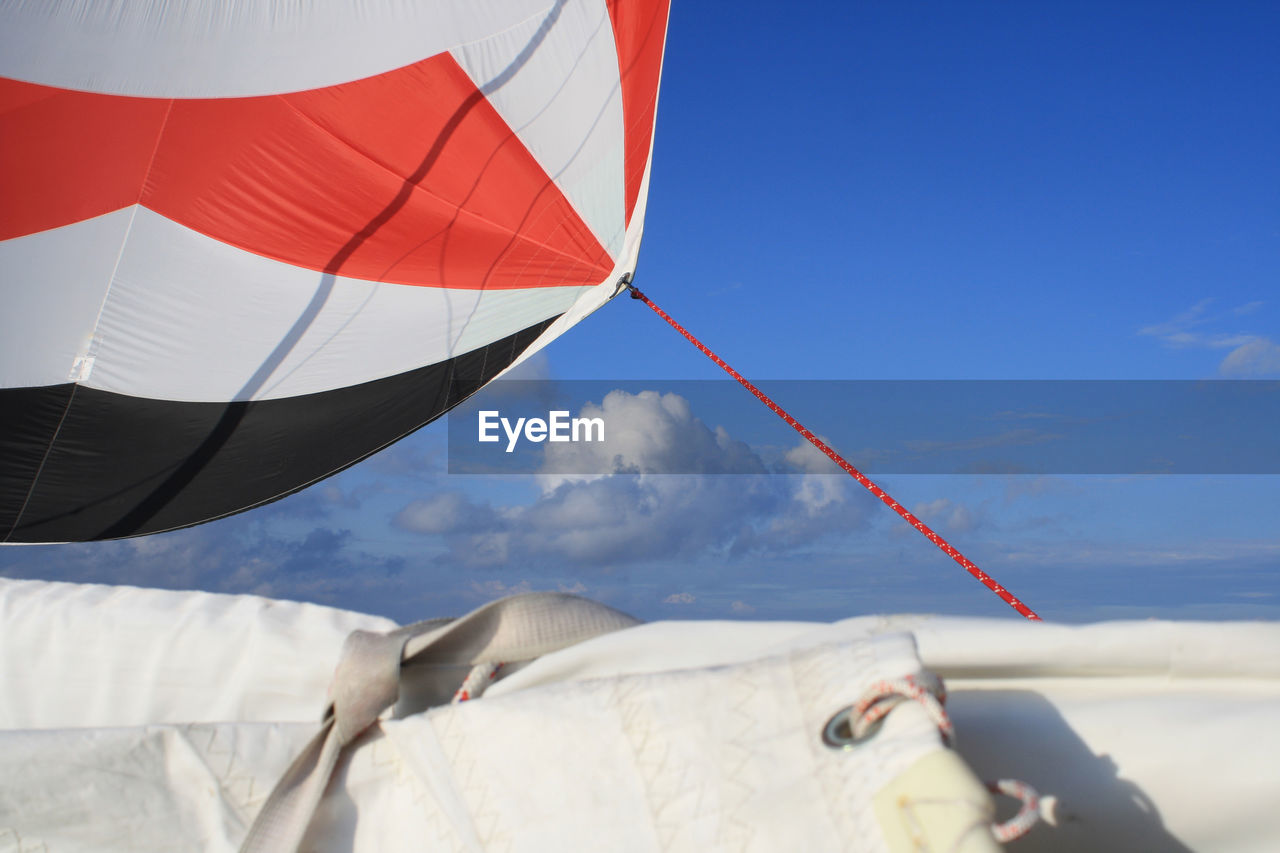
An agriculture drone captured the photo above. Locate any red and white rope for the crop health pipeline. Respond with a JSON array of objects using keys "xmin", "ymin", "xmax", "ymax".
[
  {"xmin": 852, "ymin": 674, "xmax": 955, "ymax": 746},
  {"xmin": 987, "ymin": 778, "xmax": 1042, "ymax": 843},
  {"xmin": 845, "ymin": 674, "xmax": 1041, "ymax": 843},
  {"xmin": 452, "ymin": 662, "xmax": 504, "ymax": 703},
  {"xmin": 629, "ymin": 285, "xmax": 1041, "ymax": 621}
]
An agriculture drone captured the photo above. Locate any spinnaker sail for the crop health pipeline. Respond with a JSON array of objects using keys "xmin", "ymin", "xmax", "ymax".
[{"xmin": 0, "ymin": 0, "xmax": 670, "ymax": 543}]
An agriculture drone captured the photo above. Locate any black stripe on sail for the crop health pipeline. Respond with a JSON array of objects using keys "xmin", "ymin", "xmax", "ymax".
[{"xmin": 0, "ymin": 317, "xmax": 557, "ymax": 543}]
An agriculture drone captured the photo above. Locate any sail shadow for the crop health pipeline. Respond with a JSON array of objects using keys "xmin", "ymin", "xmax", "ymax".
[
  {"xmin": 948, "ymin": 688, "xmax": 1195, "ymax": 852},
  {"xmin": 96, "ymin": 1, "xmax": 570, "ymax": 539}
]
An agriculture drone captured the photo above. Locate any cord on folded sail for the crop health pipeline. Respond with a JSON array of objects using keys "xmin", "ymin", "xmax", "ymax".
[
  {"xmin": 988, "ymin": 779, "xmax": 1042, "ymax": 843},
  {"xmin": 853, "ymin": 674, "xmax": 955, "ymax": 745},
  {"xmin": 627, "ymin": 283, "xmax": 1041, "ymax": 621},
  {"xmin": 453, "ymin": 662, "xmax": 505, "ymax": 703},
  {"xmin": 843, "ymin": 674, "xmax": 1042, "ymax": 844}
]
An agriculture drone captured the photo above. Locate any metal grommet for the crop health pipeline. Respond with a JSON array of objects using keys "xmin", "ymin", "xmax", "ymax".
[
  {"xmin": 822, "ymin": 706, "xmax": 883, "ymax": 750},
  {"xmin": 611, "ymin": 272, "xmax": 634, "ymax": 299}
]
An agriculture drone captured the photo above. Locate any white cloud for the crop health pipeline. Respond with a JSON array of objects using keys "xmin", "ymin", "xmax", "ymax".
[
  {"xmin": 397, "ymin": 390, "xmax": 877, "ymax": 569},
  {"xmin": 538, "ymin": 389, "xmax": 765, "ymax": 490},
  {"xmin": 663, "ymin": 591, "xmax": 696, "ymax": 604},
  {"xmin": 0, "ymin": 511, "xmax": 416, "ymax": 618},
  {"xmin": 730, "ymin": 600, "xmax": 756, "ymax": 614},
  {"xmin": 912, "ymin": 497, "xmax": 983, "ymax": 534},
  {"xmin": 1137, "ymin": 298, "xmax": 1216, "ymax": 339},
  {"xmin": 1218, "ymin": 337, "xmax": 1280, "ymax": 377},
  {"xmin": 1160, "ymin": 331, "xmax": 1255, "ymax": 350},
  {"xmin": 784, "ymin": 438, "xmax": 841, "ymax": 474},
  {"xmin": 394, "ymin": 491, "xmax": 497, "ymax": 534},
  {"xmin": 1140, "ymin": 299, "xmax": 1277, "ymax": 373}
]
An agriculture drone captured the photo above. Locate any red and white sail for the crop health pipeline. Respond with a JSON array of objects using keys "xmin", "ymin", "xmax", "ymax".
[{"xmin": 0, "ymin": 0, "xmax": 670, "ymax": 542}]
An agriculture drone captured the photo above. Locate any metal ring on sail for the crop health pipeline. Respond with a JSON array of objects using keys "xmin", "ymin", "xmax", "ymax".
[{"xmin": 0, "ymin": 0, "xmax": 670, "ymax": 543}]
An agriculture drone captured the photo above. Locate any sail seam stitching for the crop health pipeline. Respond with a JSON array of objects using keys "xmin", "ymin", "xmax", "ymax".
[
  {"xmin": 6, "ymin": 99, "xmax": 176, "ymax": 541},
  {"xmin": 4, "ymin": 385, "xmax": 77, "ymax": 542},
  {"xmin": 81, "ymin": 99, "xmax": 175, "ymax": 370}
]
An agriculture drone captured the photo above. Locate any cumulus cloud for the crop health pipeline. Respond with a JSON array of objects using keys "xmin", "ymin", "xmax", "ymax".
[
  {"xmin": 663, "ymin": 591, "xmax": 696, "ymax": 604},
  {"xmin": 539, "ymin": 389, "xmax": 765, "ymax": 486},
  {"xmin": 1218, "ymin": 337, "xmax": 1280, "ymax": 377},
  {"xmin": 912, "ymin": 497, "xmax": 983, "ymax": 534},
  {"xmin": 0, "ymin": 512, "xmax": 407, "ymax": 616},
  {"xmin": 394, "ymin": 491, "xmax": 499, "ymax": 535},
  {"xmin": 784, "ymin": 438, "xmax": 842, "ymax": 474},
  {"xmin": 397, "ymin": 390, "xmax": 877, "ymax": 569}
]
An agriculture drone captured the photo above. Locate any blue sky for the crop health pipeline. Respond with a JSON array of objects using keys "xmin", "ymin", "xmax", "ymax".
[{"xmin": 4, "ymin": 1, "xmax": 1278, "ymax": 624}]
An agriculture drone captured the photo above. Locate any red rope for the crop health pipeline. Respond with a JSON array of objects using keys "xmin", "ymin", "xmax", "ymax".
[{"xmin": 629, "ymin": 286, "xmax": 1041, "ymax": 621}]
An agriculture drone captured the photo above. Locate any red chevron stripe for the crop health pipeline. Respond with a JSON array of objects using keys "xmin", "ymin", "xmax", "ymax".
[
  {"xmin": 607, "ymin": 0, "xmax": 670, "ymax": 227},
  {"xmin": 0, "ymin": 84, "xmax": 169, "ymax": 238},
  {"xmin": 0, "ymin": 54, "xmax": 613, "ymax": 290}
]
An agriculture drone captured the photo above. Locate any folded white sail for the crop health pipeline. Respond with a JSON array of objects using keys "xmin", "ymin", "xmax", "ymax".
[{"xmin": 2, "ymin": 578, "xmax": 1276, "ymax": 851}]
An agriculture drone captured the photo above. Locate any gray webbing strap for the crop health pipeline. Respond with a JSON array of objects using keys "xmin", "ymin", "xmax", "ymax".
[{"xmin": 238, "ymin": 592, "xmax": 640, "ymax": 853}]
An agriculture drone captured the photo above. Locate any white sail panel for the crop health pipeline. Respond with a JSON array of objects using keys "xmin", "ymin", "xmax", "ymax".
[
  {"xmin": 0, "ymin": 0, "xmax": 553, "ymax": 97},
  {"xmin": 0, "ymin": 208, "xmax": 588, "ymax": 402}
]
